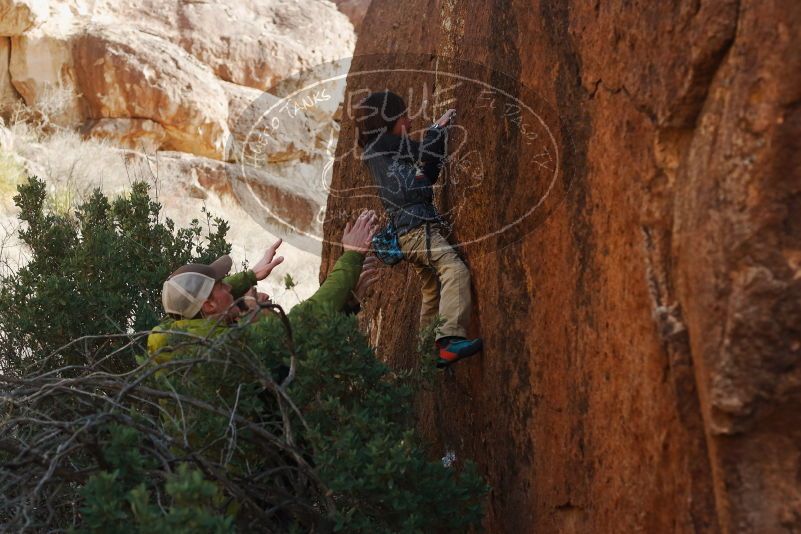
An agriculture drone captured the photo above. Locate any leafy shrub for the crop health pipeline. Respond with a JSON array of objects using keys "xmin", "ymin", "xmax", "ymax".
[
  {"xmin": 0, "ymin": 176, "xmax": 230, "ymax": 374},
  {"xmin": 78, "ymin": 426, "xmax": 234, "ymax": 533},
  {"xmin": 0, "ymin": 178, "xmax": 487, "ymax": 532}
]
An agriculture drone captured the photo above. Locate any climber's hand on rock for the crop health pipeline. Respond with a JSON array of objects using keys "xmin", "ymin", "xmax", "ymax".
[
  {"xmin": 342, "ymin": 210, "xmax": 378, "ymax": 253},
  {"xmin": 436, "ymin": 108, "xmax": 456, "ymax": 127},
  {"xmin": 252, "ymin": 239, "xmax": 284, "ymax": 281}
]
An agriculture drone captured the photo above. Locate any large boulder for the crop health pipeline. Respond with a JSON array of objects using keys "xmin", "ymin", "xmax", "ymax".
[
  {"xmin": 71, "ymin": 26, "xmax": 230, "ymax": 159},
  {"xmin": 90, "ymin": 0, "xmax": 354, "ymax": 92},
  {"xmin": 11, "ymin": 24, "xmax": 231, "ymax": 158},
  {"xmin": 5, "ymin": 0, "xmax": 353, "ymax": 159},
  {"xmin": 322, "ymin": 0, "xmax": 801, "ymax": 532}
]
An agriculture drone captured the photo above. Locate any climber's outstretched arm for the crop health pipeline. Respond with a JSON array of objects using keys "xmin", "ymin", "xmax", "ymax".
[
  {"xmin": 419, "ymin": 109, "xmax": 456, "ymax": 183},
  {"xmin": 420, "ymin": 127, "xmax": 447, "ymax": 183}
]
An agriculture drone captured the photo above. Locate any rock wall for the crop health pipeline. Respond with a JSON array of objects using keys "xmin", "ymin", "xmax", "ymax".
[{"xmin": 320, "ymin": 1, "xmax": 801, "ymax": 532}]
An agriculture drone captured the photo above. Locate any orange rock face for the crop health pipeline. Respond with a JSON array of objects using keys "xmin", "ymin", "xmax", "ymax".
[{"xmin": 320, "ymin": 1, "xmax": 801, "ymax": 532}]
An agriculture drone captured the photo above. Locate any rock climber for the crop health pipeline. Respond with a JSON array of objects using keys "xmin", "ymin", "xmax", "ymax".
[{"xmin": 354, "ymin": 90, "xmax": 482, "ymax": 367}]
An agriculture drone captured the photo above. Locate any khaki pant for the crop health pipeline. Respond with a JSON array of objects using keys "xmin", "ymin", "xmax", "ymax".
[{"xmin": 398, "ymin": 223, "xmax": 471, "ymax": 340}]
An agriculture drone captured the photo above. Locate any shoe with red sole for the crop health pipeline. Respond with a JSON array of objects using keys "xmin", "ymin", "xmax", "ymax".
[{"xmin": 435, "ymin": 337, "xmax": 483, "ymax": 368}]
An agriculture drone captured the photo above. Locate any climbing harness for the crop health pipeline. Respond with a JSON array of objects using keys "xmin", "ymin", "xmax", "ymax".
[{"xmin": 372, "ymin": 220, "xmax": 404, "ymax": 265}]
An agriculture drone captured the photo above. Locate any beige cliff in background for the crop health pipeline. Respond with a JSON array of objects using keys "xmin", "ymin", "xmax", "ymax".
[{"xmin": 0, "ymin": 0, "xmax": 367, "ymax": 307}]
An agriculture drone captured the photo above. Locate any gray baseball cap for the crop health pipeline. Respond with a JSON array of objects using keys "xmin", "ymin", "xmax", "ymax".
[{"xmin": 162, "ymin": 255, "xmax": 233, "ymax": 318}]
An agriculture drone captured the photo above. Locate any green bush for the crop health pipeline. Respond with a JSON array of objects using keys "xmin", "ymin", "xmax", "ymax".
[
  {"xmin": 77, "ymin": 425, "xmax": 234, "ymax": 534},
  {"xmin": 0, "ymin": 177, "xmax": 487, "ymax": 532},
  {"xmin": 0, "ymin": 176, "xmax": 230, "ymax": 374}
]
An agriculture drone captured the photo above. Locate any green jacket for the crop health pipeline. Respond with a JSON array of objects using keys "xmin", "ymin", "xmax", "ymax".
[{"xmin": 147, "ymin": 251, "xmax": 364, "ymax": 364}]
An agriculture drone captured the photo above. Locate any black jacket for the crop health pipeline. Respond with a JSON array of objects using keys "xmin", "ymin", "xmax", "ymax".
[{"xmin": 361, "ymin": 125, "xmax": 449, "ymax": 236}]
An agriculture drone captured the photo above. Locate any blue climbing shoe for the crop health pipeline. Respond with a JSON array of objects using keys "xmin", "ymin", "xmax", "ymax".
[{"xmin": 435, "ymin": 337, "xmax": 483, "ymax": 368}]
